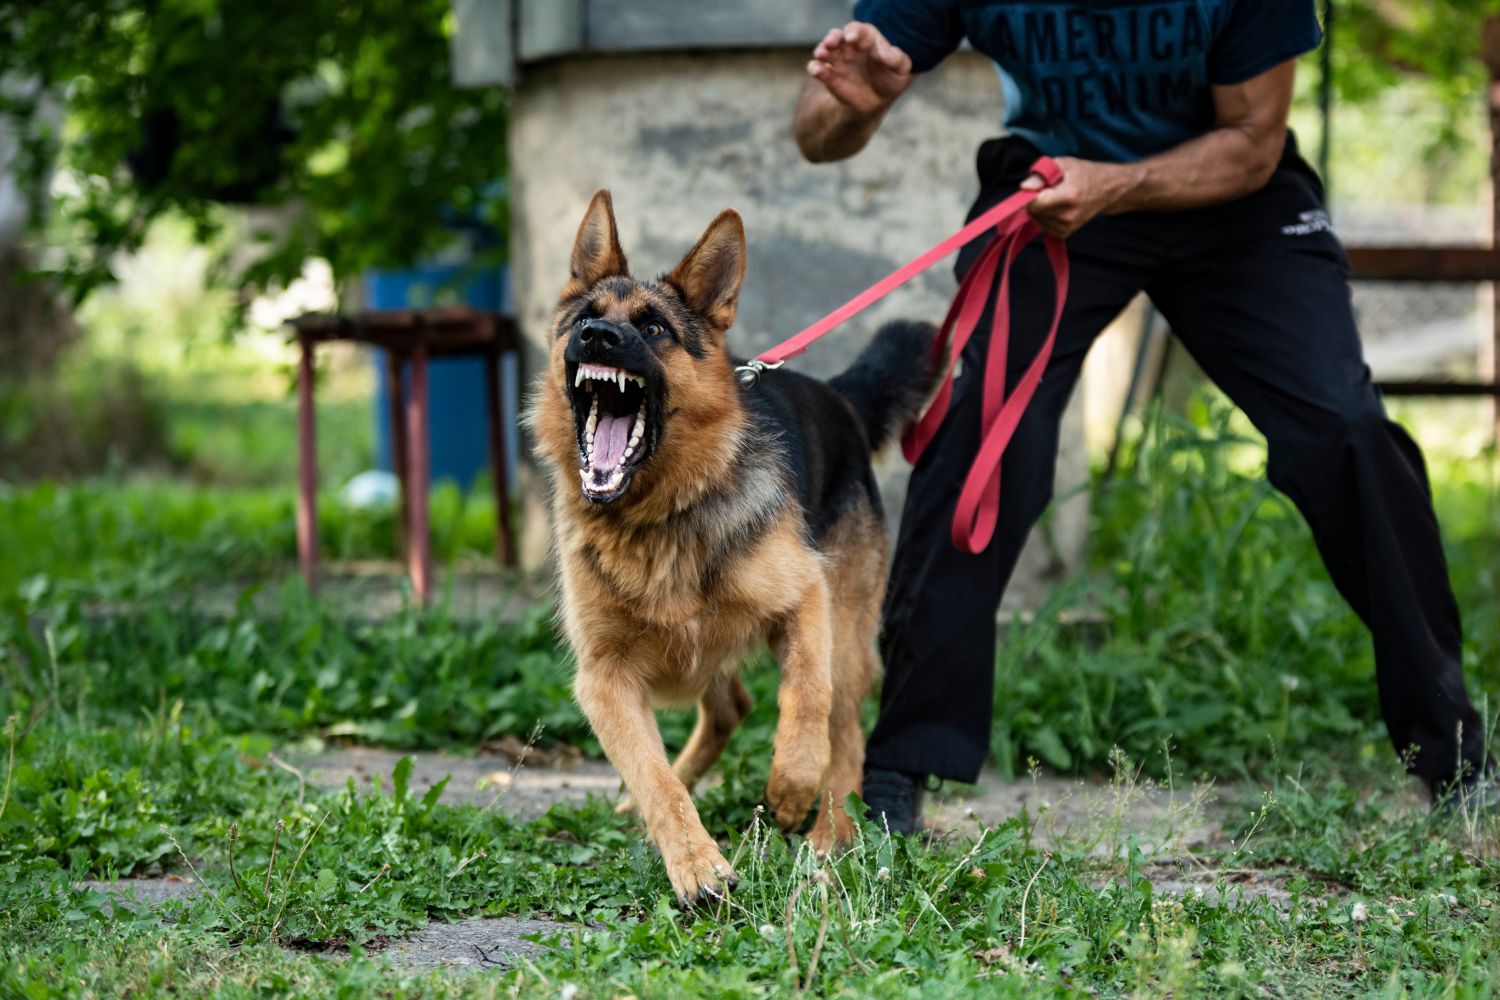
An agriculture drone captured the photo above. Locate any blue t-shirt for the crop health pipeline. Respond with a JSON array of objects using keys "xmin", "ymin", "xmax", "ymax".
[{"xmin": 851, "ymin": 0, "xmax": 1322, "ymax": 163}]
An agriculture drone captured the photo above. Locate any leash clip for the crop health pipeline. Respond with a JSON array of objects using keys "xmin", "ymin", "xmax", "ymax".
[{"xmin": 734, "ymin": 357, "xmax": 784, "ymax": 388}]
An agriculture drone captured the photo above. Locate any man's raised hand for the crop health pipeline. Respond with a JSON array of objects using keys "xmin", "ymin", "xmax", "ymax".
[{"xmin": 807, "ymin": 22, "xmax": 913, "ymax": 116}]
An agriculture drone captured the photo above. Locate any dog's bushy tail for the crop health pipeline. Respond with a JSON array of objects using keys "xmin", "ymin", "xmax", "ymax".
[{"xmin": 828, "ymin": 319, "xmax": 941, "ymax": 453}]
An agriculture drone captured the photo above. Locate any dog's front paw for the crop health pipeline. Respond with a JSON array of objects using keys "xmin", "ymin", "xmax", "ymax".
[
  {"xmin": 766, "ymin": 761, "xmax": 824, "ymax": 832},
  {"xmin": 665, "ymin": 845, "xmax": 738, "ymax": 908}
]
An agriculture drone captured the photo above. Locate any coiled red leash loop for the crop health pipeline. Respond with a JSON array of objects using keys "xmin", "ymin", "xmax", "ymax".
[{"xmin": 736, "ymin": 157, "xmax": 1070, "ymax": 554}]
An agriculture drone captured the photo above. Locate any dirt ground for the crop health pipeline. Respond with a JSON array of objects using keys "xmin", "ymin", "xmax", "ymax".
[
  {"xmin": 81, "ymin": 875, "xmax": 578, "ymax": 971},
  {"xmin": 293, "ymin": 745, "xmax": 1227, "ymax": 847},
  {"xmin": 379, "ymin": 916, "xmax": 581, "ymax": 972},
  {"xmin": 290, "ymin": 745, "xmax": 622, "ymax": 822}
]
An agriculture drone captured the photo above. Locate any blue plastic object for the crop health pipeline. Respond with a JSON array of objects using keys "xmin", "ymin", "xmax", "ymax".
[{"xmin": 366, "ymin": 262, "xmax": 520, "ymax": 493}]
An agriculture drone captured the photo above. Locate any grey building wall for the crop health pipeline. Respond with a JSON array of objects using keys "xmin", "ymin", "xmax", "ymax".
[
  {"xmin": 508, "ymin": 49, "xmax": 1088, "ymax": 609},
  {"xmin": 452, "ymin": 0, "xmax": 860, "ymax": 83}
]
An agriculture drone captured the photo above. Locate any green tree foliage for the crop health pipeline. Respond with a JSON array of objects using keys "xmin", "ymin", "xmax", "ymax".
[
  {"xmin": 1331, "ymin": 0, "xmax": 1500, "ymax": 102},
  {"xmin": 0, "ymin": 0, "xmax": 507, "ymax": 303},
  {"xmin": 1326, "ymin": 0, "xmax": 1500, "ymax": 150}
]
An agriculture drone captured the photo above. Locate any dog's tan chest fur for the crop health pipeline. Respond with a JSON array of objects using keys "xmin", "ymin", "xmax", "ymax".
[{"xmin": 558, "ymin": 513, "xmax": 815, "ymax": 702}]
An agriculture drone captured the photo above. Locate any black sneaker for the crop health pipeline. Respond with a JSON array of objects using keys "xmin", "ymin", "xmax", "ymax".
[{"xmin": 862, "ymin": 768, "xmax": 926, "ymax": 835}]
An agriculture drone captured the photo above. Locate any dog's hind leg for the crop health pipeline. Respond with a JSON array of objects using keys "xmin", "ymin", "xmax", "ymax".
[
  {"xmin": 675, "ymin": 673, "xmax": 754, "ymax": 788},
  {"xmin": 809, "ymin": 526, "xmax": 887, "ymax": 853},
  {"xmin": 809, "ymin": 628, "xmax": 880, "ymax": 852},
  {"xmin": 616, "ymin": 672, "xmax": 752, "ymax": 814},
  {"xmin": 765, "ymin": 578, "xmax": 834, "ymax": 832},
  {"xmin": 577, "ymin": 667, "xmax": 736, "ymax": 906}
]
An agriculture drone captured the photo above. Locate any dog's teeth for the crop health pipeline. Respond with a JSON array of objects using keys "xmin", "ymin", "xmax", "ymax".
[
  {"xmin": 574, "ymin": 369, "xmax": 584, "ymax": 388},
  {"xmin": 623, "ymin": 446, "xmax": 633, "ymax": 460}
]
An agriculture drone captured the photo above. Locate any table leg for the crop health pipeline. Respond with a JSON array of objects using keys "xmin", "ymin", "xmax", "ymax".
[
  {"xmin": 484, "ymin": 348, "xmax": 516, "ymax": 567},
  {"xmin": 407, "ymin": 345, "xmax": 432, "ymax": 605},
  {"xmin": 385, "ymin": 351, "xmax": 410, "ymax": 562},
  {"xmin": 296, "ymin": 334, "xmax": 319, "ymax": 592}
]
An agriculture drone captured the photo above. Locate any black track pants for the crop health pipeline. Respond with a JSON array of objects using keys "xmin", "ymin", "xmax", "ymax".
[{"xmin": 868, "ymin": 137, "xmax": 1488, "ymax": 793}]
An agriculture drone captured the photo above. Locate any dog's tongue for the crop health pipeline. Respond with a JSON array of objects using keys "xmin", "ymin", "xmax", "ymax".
[{"xmin": 591, "ymin": 413, "xmax": 632, "ymax": 472}]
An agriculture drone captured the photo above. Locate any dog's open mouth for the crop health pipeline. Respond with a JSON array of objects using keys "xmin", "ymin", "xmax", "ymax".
[{"xmin": 570, "ymin": 362, "xmax": 656, "ymax": 502}]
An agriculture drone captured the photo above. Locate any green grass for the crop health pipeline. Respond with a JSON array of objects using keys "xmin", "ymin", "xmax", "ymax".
[
  {"xmin": 2, "ymin": 715, "xmax": 1497, "ymax": 997},
  {"xmin": 2, "ymin": 397, "xmax": 1499, "ymax": 996},
  {"xmin": 5, "ymin": 585, "xmax": 589, "ymax": 753},
  {"xmin": 0, "ymin": 476, "xmax": 509, "ymax": 597},
  {"xmin": 6, "ymin": 401, "xmax": 1496, "ymax": 783}
]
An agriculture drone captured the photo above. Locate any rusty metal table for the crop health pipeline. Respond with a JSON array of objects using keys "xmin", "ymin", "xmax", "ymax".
[{"xmin": 287, "ymin": 306, "xmax": 522, "ymax": 604}]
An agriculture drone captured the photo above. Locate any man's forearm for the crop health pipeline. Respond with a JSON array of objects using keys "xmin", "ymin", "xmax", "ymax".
[
  {"xmin": 1105, "ymin": 124, "xmax": 1286, "ymax": 214},
  {"xmin": 793, "ymin": 80, "xmax": 888, "ymax": 163},
  {"xmin": 1024, "ymin": 61, "xmax": 1297, "ymax": 237}
]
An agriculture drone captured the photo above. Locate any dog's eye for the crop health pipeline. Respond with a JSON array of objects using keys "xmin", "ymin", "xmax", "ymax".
[{"xmin": 644, "ymin": 322, "xmax": 665, "ymax": 338}]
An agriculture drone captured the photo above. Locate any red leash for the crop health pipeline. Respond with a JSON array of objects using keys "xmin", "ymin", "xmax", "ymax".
[{"xmin": 736, "ymin": 156, "xmax": 1070, "ymax": 555}]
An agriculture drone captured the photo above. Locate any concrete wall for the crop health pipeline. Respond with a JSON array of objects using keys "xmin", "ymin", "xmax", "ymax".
[
  {"xmin": 452, "ymin": 0, "xmax": 858, "ymax": 83},
  {"xmin": 508, "ymin": 50, "xmax": 1089, "ymax": 608}
]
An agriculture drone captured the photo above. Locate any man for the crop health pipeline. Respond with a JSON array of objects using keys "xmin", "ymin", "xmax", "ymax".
[{"xmin": 792, "ymin": 1, "xmax": 1491, "ymax": 833}]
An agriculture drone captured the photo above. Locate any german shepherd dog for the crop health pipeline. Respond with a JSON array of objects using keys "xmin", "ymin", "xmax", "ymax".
[{"xmin": 529, "ymin": 191, "xmax": 935, "ymax": 904}]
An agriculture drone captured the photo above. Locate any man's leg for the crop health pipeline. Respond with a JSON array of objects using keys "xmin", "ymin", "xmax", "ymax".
[
  {"xmin": 1152, "ymin": 184, "xmax": 1489, "ymax": 794},
  {"xmin": 866, "ymin": 221, "xmax": 1151, "ymax": 802}
]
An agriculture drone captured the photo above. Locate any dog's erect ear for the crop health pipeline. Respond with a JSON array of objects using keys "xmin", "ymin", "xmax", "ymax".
[
  {"xmin": 567, "ymin": 190, "xmax": 629, "ymax": 293},
  {"xmin": 664, "ymin": 210, "xmax": 746, "ymax": 331}
]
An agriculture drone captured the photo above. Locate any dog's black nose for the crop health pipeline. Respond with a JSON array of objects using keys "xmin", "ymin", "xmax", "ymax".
[{"xmin": 578, "ymin": 319, "xmax": 624, "ymax": 349}]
